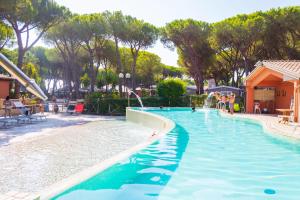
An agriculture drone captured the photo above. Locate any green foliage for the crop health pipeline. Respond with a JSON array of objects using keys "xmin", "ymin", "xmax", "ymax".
[
  {"xmin": 96, "ymin": 69, "xmax": 118, "ymax": 89},
  {"xmin": 0, "ymin": 2, "xmax": 298, "ymax": 101},
  {"xmin": 0, "ymin": 0, "xmax": 69, "ymax": 96},
  {"xmin": 209, "ymin": 6, "xmax": 300, "ymax": 87},
  {"xmin": 22, "ymin": 62, "xmax": 41, "ymax": 84},
  {"xmin": 141, "ymin": 88, "xmax": 150, "ymax": 97},
  {"xmin": 0, "ymin": 20, "xmax": 13, "ymax": 51},
  {"xmin": 84, "ymin": 93, "xmax": 209, "ymax": 115},
  {"xmin": 80, "ymin": 73, "xmax": 90, "ymax": 88},
  {"xmin": 136, "ymin": 51, "xmax": 163, "ymax": 86},
  {"xmin": 157, "ymin": 78, "xmax": 187, "ymax": 99},
  {"xmin": 162, "ymin": 64, "xmax": 185, "ymax": 78},
  {"xmin": 161, "ymin": 19, "xmax": 214, "ymax": 94}
]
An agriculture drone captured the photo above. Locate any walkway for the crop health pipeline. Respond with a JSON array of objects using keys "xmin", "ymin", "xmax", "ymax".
[
  {"xmin": 0, "ymin": 114, "xmax": 153, "ymax": 199},
  {"xmin": 221, "ymin": 112, "xmax": 300, "ymax": 140}
]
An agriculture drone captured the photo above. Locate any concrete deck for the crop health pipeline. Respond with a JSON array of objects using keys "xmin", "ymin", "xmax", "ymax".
[
  {"xmin": 221, "ymin": 112, "xmax": 300, "ymax": 140},
  {"xmin": 0, "ymin": 114, "xmax": 154, "ymax": 199}
]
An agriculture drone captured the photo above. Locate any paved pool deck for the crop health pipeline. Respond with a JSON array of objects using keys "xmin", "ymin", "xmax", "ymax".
[
  {"xmin": 221, "ymin": 112, "xmax": 300, "ymax": 140},
  {"xmin": 0, "ymin": 114, "xmax": 154, "ymax": 199}
]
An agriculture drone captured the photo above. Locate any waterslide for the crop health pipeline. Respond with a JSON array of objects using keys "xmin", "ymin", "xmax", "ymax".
[{"xmin": 0, "ymin": 53, "xmax": 48, "ymax": 100}]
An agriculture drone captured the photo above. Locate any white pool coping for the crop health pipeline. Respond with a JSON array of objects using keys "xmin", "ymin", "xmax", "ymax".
[
  {"xmin": 219, "ymin": 110, "xmax": 300, "ymax": 141},
  {"xmin": 37, "ymin": 108, "xmax": 175, "ymax": 200}
]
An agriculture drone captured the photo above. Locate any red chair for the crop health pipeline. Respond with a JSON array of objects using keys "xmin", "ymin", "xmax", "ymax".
[{"xmin": 75, "ymin": 103, "xmax": 84, "ymax": 114}]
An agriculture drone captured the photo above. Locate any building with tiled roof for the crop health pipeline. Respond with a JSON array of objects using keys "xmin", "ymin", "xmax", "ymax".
[
  {"xmin": 245, "ymin": 60, "xmax": 300, "ymax": 122},
  {"xmin": 0, "ymin": 74, "xmax": 14, "ymax": 98}
]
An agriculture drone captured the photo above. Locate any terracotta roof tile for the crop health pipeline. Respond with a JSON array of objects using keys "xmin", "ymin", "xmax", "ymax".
[{"xmin": 256, "ymin": 60, "xmax": 300, "ymax": 79}]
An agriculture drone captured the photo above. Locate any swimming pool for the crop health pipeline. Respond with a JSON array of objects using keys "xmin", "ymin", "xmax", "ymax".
[{"xmin": 52, "ymin": 108, "xmax": 300, "ymax": 200}]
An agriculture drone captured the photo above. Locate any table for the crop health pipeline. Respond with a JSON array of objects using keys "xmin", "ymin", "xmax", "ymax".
[{"xmin": 276, "ymin": 109, "xmax": 293, "ymax": 124}]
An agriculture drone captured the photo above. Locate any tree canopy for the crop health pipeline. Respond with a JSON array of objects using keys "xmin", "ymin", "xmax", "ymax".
[
  {"xmin": 0, "ymin": 0, "xmax": 69, "ymax": 97},
  {"xmin": 0, "ymin": 2, "xmax": 299, "ymax": 98}
]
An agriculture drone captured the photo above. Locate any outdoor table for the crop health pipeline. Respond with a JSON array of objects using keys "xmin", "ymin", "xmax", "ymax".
[{"xmin": 276, "ymin": 109, "xmax": 293, "ymax": 124}]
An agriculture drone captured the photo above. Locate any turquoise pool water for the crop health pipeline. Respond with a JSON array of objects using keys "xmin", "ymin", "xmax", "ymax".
[{"xmin": 53, "ymin": 108, "xmax": 300, "ymax": 200}]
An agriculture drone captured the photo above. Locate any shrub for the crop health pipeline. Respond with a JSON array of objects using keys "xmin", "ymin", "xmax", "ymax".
[
  {"xmin": 84, "ymin": 92, "xmax": 211, "ymax": 115},
  {"xmin": 157, "ymin": 78, "xmax": 186, "ymax": 99},
  {"xmin": 190, "ymin": 94, "xmax": 208, "ymax": 107},
  {"xmin": 141, "ymin": 88, "xmax": 150, "ymax": 97}
]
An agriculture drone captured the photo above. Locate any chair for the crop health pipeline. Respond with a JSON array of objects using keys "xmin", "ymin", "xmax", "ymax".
[
  {"xmin": 67, "ymin": 103, "xmax": 84, "ymax": 115},
  {"xmin": 13, "ymin": 101, "xmax": 46, "ymax": 122},
  {"xmin": 254, "ymin": 102, "xmax": 261, "ymax": 114},
  {"xmin": 278, "ymin": 98, "xmax": 294, "ymax": 124},
  {"xmin": 75, "ymin": 104, "xmax": 84, "ymax": 114},
  {"xmin": 66, "ymin": 102, "xmax": 76, "ymax": 114}
]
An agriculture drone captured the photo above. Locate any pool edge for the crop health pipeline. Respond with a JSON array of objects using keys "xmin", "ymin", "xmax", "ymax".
[
  {"xmin": 38, "ymin": 108, "xmax": 175, "ymax": 200},
  {"xmin": 219, "ymin": 110, "xmax": 300, "ymax": 141}
]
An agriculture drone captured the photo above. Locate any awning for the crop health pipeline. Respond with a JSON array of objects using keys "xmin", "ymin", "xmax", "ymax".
[{"xmin": 0, "ymin": 53, "xmax": 48, "ymax": 100}]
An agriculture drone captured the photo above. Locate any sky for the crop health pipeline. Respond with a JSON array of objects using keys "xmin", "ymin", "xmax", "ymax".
[{"xmin": 52, "ymin": 0, "xmax": 300, "ymax": 66}]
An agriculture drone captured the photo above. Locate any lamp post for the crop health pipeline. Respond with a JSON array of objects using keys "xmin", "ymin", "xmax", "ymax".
[
  {"xmin": 125, "ymin": 73, "xmax": 131, "ymax": 107},
  {"xmin": 118, "ymin": 73, "xmax": 124, "ymax": 97},
  {"xmin": 118, "ymin": 72, "xmax": 131, "ymax": 100}
]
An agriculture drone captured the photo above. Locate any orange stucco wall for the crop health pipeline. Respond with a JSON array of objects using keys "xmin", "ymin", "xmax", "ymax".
[
  {"xmin": 246, "ymin": 81, "xmax": 294, "ymax": 114},
  {"xmin": 275, "ymin": 82, "xmax": 294, "ymax": 110},
  {"xmin": 0, "ymin": 80, "xmax": 10, "ymax": 98},
  {"xmin": 246, "ymin": 86, "xmax": 254, "ymax": 113},
  {"xmin": 246, "ymin": 66, "xmax": 299, "ymax": 122}
]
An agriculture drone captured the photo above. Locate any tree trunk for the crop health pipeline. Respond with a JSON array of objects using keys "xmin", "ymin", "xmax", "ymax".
[
  {"xmin": 114, "ymin": 37, "xmax": 123, "ymax": 97},
  {"xmin": 131, "ymin": 55, "xmax": 138, "ymax": 92},
  {"xmin": 88, "ymin": 48, "xmax": 95, "ymax": 93},
  {"xmin": 194, "ymin": 76, "xmax": 204, "ymax": 95},
  {"xmin": 89, "ymin": 59, "xmax": 95, "ymax": 92},
  {"xmin": 15, "ymin": 48, "xmax": 25, "ymax": 98}
]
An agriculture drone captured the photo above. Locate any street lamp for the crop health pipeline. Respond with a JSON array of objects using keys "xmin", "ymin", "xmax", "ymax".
[
  {"xmin": 118, "ymin": 73, "xmax": 124, "ymax": 79},
  {"xmin": 119, "ymin": 73, "xmax": 124, "ymax": 97},
  {"xmin": 125, "ymin": 73, "xmax": 132, "ymax": 107},
  {"xmin": 118, "ymin": 73, "xmax": 131, "ymax": 98},
  {"xmin": 125, "ymin": 73, "xmax": 131, "ymax": 79},
  {"xmin": 125, "ymin": 73, "xmax": 131, "ymax": 102}
]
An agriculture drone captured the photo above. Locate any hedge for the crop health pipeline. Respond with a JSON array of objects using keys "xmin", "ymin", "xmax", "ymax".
[{"xmin": 84, "ymin": 94, "xmax": 211, "ymax": 115}]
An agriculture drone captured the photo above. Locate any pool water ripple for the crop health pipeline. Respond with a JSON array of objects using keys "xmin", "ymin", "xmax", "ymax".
[{"xmin": 53, "ymin": 109, "xmax": 300, "ymax": 200}]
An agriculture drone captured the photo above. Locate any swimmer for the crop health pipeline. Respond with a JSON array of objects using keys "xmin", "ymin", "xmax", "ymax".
[{"xmin": 192, "ymin": 107, "xmax": 196, "ymax": 112}]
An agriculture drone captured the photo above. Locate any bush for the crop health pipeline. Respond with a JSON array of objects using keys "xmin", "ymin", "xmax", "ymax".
[
  {"xmin": 157, "ymin": 78, "xmax": 186, "ymax": 99},
  {"xmin": 190, "ymin": 94, "xmax": 208, "ymax": 107},
  {"xmin": 141, "ymin": 88, "xmax": 150, "ymax": 97},
  {"xmin": 84, "ymin": 92, "xmax": 211, "ymax": 115}
]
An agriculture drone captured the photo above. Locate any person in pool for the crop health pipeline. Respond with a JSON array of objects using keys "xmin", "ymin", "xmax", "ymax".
[
  {"xmin": 192, "ymin": 107, "xmax": 196, "ymax": 112},
  {"xmin": 229, "ymin": 93, "xmax": 235, "ymax": 115}
]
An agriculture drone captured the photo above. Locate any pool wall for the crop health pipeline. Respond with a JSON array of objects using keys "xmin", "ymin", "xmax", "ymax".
[
  {"xmin": 38, "ymin": 108, "xmax": 175, "ymax": 200},
  {"xmin": 126, "ymin": 107, "xmax": 175, "ymax": 136}
]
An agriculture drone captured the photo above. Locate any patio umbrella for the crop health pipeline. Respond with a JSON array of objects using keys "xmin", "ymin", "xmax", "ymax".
[{"xmin": 0, "ymin": 53, "xmax": 48, "ymax": 100}]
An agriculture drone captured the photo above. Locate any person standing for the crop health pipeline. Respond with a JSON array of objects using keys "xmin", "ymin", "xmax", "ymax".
[
  {"xmin": 229, "ymin": 93, "xmax": 236, "ymax": 115},
  {"xmin": 221, "ymin": 95, "xmax": 227, "ymax": 111},
  {"xmin": 3, "ymin": 96, "xmax": 13, "ymax": 118}
]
